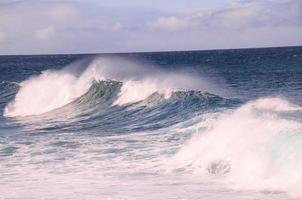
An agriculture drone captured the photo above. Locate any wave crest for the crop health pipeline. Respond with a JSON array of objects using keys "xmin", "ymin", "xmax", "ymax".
[
  {"xmin": 4, "ymin": 56, "xmax": 222, "ymax": 117},
  {"xmin": 174, "ymin": 97, "xmax": 302, "ymax": 198}
]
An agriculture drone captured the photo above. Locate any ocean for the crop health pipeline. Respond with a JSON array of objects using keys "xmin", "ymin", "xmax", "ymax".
[{"xmin": 0, "ymin": 46, "xmax": 302, "ymax": 200}]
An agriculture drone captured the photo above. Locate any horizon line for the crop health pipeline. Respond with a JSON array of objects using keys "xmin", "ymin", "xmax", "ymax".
[{"xmin": 0, "ymin": 45, "xmax": 301, "ymax": 57}]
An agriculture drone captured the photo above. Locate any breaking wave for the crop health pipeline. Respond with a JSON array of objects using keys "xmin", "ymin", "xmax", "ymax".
[
  {"xmin": 2, "ymin": 56, "xmax": 302, "ymax": 199},
  {"xmin": 175, "ymin": 97, "xmax": 302, "ymax": 198},
  {"xmin": 4, "ymin": 56, "xmax": 223, "ymax": 117}
]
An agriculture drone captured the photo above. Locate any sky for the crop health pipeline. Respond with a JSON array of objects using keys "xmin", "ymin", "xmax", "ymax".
[{"xmin": 0, "ymin": 0, "xmax": 301, "ymax": 55}]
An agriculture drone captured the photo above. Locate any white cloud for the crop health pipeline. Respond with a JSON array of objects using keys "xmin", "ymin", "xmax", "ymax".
[
  {"xmin": 48, "ymin": 4, "xmax": 79, "ymax": 21},
  {"xmin": 147, "ymin": 0, "xmax": 302, "ymax": 32},
  {"xmin": 146, "ymin": 3, "xmax": 266, "ymax": 32},
  {"xmin": 35, "ymin": 26, "xmax": 55, "ymax": 40},
  {"xmin": 0, "ymin": 0, "xmax": 301, "ymax": 54},
  {"xmin": 207, "ymin": 4, "xmax": 265, "ymax": 30},
  {"xmin": 147, "ymin": 16, "xmax": 191, "ymax": 31}
]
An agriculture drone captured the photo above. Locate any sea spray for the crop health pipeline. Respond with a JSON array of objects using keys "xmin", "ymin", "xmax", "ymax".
[
  {"xmin": 175, "ymin": 97, "xmax": 302, "ymax": 198},
  {"xmin": 4, "ymin": 56, "xmax": 217, "ymax": 117},
  {"xmin": 1, "ymin": 47, "xmax": 301, "ymax": 200}
]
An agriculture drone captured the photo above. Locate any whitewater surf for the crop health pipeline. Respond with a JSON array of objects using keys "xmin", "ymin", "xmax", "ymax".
[{"xmin": 0, "ymin": 47, "xmax": 302, "ymax": 200}]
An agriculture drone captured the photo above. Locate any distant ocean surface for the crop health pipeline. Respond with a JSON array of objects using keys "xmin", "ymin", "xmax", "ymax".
[{"xmin": 1, "ymin": 46, "xmax": 302, "ymax": 200}]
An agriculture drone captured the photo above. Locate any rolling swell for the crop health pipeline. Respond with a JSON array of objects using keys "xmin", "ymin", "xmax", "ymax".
[
  {"xmin": 66, "ymin": 81, "xmax": 237, "ymax": 134},
  {"xmin": 0, "ymin": 81, "xmax": 19, "ymax": 108},
  {"xmin": 1, "ymin": 50, "xmax": 302, "ymax": 199},
  {"xmin": 2, "ymin": 56, "xmax": 238, "ymax": 134},
  {"xmin": 2, "ymin": 79, "xmax": 239, "ymax": 134}
]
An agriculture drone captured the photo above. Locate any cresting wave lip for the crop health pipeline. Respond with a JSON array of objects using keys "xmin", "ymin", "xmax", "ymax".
[
  {"xmin": 173, "ymin": 97, "xmax": 302, "ymax": 198},
  {"xmin": 4, "ymin": 56, "xmax": 222, "ymax": 117},
  {"xmin": 2, "ymin": 79, "xmax": 236, "ymax": 135}
]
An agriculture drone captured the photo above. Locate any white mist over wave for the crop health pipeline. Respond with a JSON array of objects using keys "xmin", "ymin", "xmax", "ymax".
[
  {"xmin": 174, "ymin": 97, "xmax": 302, "ymax": 198},
  {"xmin": 4, "ymin": 56, "xmax": 219, "ymax": 117},
  {"xmin": 4, "ymin": 70, "xmax": 92, "ymax": 117}
]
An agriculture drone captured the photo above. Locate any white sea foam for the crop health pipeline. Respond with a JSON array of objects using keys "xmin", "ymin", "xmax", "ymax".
[
  {"xmin": 4, "ymin": 56, "xmax": 218, "ymax": 117},
  {"xmin": 0, "ymin": 115, "xmax": 291, "ymax": 200},
  {"xmin": 174, "ymin": 97, "xmax": 302, "ymax": 198},
  {"xmin": 4, "ymin": 70, "xmax": 91, "ymax": 117}
]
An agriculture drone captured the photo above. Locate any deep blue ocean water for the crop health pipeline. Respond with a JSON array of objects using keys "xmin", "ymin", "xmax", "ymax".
[{"xmin": 0, "ymin": 46, "xmax": 302, "ymax": 200}]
